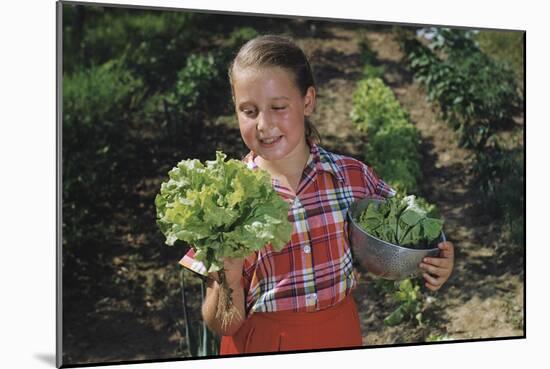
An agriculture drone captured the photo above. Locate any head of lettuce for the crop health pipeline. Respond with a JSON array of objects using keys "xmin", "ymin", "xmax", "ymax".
[
  {"xmin": 155, "ymin": 151, "xmax": 292, "ymax": 328},
  {"xmin": 155, "ymin": 151, "xmax": 293, "ymax": 273}
]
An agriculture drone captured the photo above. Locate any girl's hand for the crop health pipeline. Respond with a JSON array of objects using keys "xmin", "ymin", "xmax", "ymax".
[
  {"xmin": 208, "ymin": 257, "xmax": 245, "ymax": 286},
  {"xmin": 418, "ymin": 241, "xmax": 454, "ymax": 291}
]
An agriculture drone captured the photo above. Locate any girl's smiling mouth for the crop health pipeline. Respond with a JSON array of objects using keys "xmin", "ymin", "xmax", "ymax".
[{"xmin": 259, "ymin": 135, "xmax": 283, "ymax": 147}]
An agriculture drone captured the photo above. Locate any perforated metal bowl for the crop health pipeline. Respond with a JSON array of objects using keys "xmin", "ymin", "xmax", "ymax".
[{"xmin": 348, "ymin": 197, "xmax": 445, "ymax": 280}]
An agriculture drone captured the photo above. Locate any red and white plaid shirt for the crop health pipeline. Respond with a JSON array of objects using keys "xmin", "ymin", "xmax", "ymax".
[{"xmin": 179, "ymin": 143, "xmax": 395, "ymax": 314}]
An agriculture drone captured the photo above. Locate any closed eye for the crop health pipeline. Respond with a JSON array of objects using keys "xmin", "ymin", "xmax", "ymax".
[{"xmin": 242, "ymin": 109, "xmax": 257, "ymax": 116}]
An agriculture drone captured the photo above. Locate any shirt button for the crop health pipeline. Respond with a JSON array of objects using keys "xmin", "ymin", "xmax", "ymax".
[
  {"xmin": 303, "ymin": 245, "xmax": 311, "ymax": 253},
  {"xmin": 307, "ymin": 293, "xmax": 317, "ymax": 301}
]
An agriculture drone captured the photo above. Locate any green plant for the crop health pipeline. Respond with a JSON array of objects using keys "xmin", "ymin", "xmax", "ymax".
[
  {"xmin": 383, "ymin": 279, "xmax": 424, "ymax": 326},
  {"xmin": 153, "ymin": 51, "xmax": 231, "ymax": 144},
  {"xmin": 155, "ymin": 151, "xmax": 292, "ymax": 271},
  {"xmin": 364, "ymin": 123, "xmax": 422, "ymax": 193},
  {"xmin": 156, "ymin": 151, "xmax": 293, "ymax": 327},
  {"xmin": 400, "ymin": 30, "xmax": 521, "ymax": 151},
  {"xmin": 63, "ymin": 5, "xmax": 202, "ymax": 87},
  {"xmin": 356, "ymin": 195, "xmax": 443, "ymax": 249},
  {"xmin": 351, "ymin": 78, "xmax": 409, "ymax": 136},
  {"xmin": 227, "ymin": 27, "xmax": 260, "ymax": 49},
  {"xmin": 351, "ymin": 78, "xmax": 422, "ymax": 193}
]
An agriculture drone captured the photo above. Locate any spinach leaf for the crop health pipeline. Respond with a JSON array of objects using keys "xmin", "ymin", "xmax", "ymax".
[{"xmin": 357, "ymin": 195, "xmax": 443, "ymax": 249}]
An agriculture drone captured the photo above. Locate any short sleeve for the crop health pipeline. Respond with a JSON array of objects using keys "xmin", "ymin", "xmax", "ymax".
[
  {"xmin": 179, "ymin": 248, "xmax": 209, "ymax": 279},
  {"xmin": 362, "ymin": 164, "xmax": 396, "ymax": 199}
]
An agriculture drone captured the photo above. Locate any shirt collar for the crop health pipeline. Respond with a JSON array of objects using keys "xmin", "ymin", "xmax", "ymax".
[
  {"xmin": 244, "ymin": 142, "xmax": 345, "ymax": 184},
  {"xmin": 310, "ymin": 142, "xmax": 346, "ymax": 184}
]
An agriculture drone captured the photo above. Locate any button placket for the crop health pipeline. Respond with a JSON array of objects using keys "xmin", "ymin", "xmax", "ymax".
[{"xmin": 293, "ymin": 197, "xmax": 318, "ymax": 310}]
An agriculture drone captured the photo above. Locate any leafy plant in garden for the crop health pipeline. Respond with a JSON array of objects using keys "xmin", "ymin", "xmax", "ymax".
[
  {"xmin": 383, "ymin": 279, "xmax": 424, "ymax": 326},
  {"xmin": 63, "ymin": 5, "xmax": 203, "ymax": 87},
  {"xmin": 155, "ymin": 151, "xmax": 293, "ymax": 328},
  {"xmin": 399, "ymin": 28, "xmax": 524, "ymax": 253},
  {"xmin": 400, "ymin": 29, "xmax": 521, "ymax": 150},
  {"xmin": 351, "ymin": 78, "xmax": 422, "ymax": 193},
  {"xmin": 157, "ymin": 51, "xmax": 231, "ymax": 143},
  {"xmin": 227, "ymin": 26, "xmax": 260, "ymax": 49},
  {"xmin": 364, "ymin": 123, "xmax": 422, "ymax": 193},
  {"xmin": 351, "ymin": 78, "xmax": 409, "ymax": 136}
]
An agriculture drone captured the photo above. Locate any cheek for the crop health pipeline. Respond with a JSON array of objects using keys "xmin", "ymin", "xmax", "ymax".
[{"xmin": 238, "ymin": 120, "xmax": 256, "ymax": 141}]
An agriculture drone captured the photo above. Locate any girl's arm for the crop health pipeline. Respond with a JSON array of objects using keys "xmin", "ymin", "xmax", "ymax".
[{"xmin": 201, "ymin": 257, "xmax": 246, "ymax": 336}]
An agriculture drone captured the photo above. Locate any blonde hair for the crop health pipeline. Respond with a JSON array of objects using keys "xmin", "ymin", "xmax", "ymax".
[{"xmin": 228, "ymin": 34, "xmax": 321, "ymax": 144}]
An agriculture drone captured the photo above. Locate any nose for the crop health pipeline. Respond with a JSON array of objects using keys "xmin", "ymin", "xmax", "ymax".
[{"xmin": 256, "ymin": 110, "xmax": 274, "ymax": 132}]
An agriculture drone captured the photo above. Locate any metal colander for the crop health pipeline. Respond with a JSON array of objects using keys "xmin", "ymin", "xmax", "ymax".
[{"xmin": 347, "ymin": 197, "xmax": 445, "ymax": 280}]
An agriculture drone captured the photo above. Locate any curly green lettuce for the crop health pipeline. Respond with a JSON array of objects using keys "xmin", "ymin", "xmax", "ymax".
[{"xmin": 155, "ymin": 151, "xmax": 292, "ymax": 273}]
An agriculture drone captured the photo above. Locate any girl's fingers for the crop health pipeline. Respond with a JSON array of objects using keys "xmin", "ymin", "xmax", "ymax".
[
  {"xmin": 419, "ymin": 261, "xmax": 444, "ymax": 276},
  {"xmin": 421, "ymin": 257, "xmax": 448, "ymax": 268},
  {"xmin": 422, "ymin": 272, "xmax": 441, "ymax": 290},
  {"xmin": 438, "ymin": 241, "xmax": 455, "ymax": 258}
]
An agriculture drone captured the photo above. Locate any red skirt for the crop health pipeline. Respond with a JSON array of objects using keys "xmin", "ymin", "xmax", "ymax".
[{"xmin": 220, "ymin": 294, "xmax": 363, "ymax": 354}]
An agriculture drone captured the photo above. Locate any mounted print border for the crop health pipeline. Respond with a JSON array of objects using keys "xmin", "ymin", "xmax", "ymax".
[{"xmin": 56, "ymin": 1, "xmax": 525, "ymax": 367}]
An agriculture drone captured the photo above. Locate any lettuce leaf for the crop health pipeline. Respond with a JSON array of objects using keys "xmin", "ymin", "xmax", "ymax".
[{"xmin": 155, "ymin": 151, "xmax": 293, "ymax": 272}]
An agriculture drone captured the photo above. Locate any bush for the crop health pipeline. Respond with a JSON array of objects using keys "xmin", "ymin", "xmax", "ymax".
[
  {"xmin": 400, "ymin": 30, "xmax": 521, "ymax": 150},
  {"xmin": 351, "ymin": 78, "xmax": 421, "ymax": 193},
  {"xmin": 400, "ymin": 29, "xmax": 524, "ymax": 250},
  {"xmin": 351, "ymin": 78, "xmax": 409, "ymax": 136},
  {"xmin": 63, "ymin": 5, "xmax": 203, "ymax": 88},
  {"xmin": 364, "ymin": 123, "xmax": 422, "ymax": 193},
  {"xmin": 153, "ymin": 51, "xmax": 232, "ymax": 144},
  {"xmin": 227, "ymin": 27, "xmax": 260, "ymax": 49}
]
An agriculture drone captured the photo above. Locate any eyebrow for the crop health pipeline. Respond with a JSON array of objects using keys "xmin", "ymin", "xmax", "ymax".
[{"xmin": 237, "ymin": 96, "xmax": 290, "ymax": 108}]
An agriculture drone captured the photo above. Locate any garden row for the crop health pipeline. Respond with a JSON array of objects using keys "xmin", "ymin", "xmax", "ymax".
[
  {"xmin": 397, "ymin": 28, "xmax": 524, "ymax": 250},
  {"xmin": 349, "ymin": 40, "xmax": 439, "ymax": 331}
]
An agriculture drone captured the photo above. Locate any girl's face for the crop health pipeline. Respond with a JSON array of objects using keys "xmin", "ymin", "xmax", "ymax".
[{"xmin": 232, "ymin": 66, "xmax": 315, "ymax": 162}]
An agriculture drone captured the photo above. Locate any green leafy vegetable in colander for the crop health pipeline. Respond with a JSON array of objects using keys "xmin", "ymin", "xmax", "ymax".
[{"xmin": 356, "ymin": 195, "xmax": 443, "ymax": 249}]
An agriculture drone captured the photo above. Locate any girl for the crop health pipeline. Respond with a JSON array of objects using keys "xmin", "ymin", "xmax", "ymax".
[{"xmin": 180, "ymin": 34, "xmax": 454, "ymax": 354}]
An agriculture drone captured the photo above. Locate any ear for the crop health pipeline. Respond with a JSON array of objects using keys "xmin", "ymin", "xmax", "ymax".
[{"xmin": 303, "ymin": 86, "xmax": 316, "ymax": 117}]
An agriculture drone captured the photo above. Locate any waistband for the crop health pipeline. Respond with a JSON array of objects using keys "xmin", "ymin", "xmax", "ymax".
[{"xmin": 249, "ymin": 294, "xmax": 355, "ymax": 325}]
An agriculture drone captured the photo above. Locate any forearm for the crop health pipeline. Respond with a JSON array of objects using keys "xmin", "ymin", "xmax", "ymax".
[{"xmin": 202, "ymin": 277, "xmax": 246, "ymax": 336}]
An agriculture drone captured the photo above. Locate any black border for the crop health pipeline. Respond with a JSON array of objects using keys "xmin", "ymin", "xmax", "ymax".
[{"xmin": 59, "ymin": 0, "xmax": 525, "ymax": 32}]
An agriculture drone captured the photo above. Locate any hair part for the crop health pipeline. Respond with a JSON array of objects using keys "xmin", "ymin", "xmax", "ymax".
[{"xmin": 228, "ymin": 34, "xmax": 321, "ymax": 144}]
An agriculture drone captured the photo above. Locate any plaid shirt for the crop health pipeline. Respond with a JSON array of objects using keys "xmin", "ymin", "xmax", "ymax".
[{"xmin": 179, "ymin": 143, "xmax": 395, "ymax": 314}]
